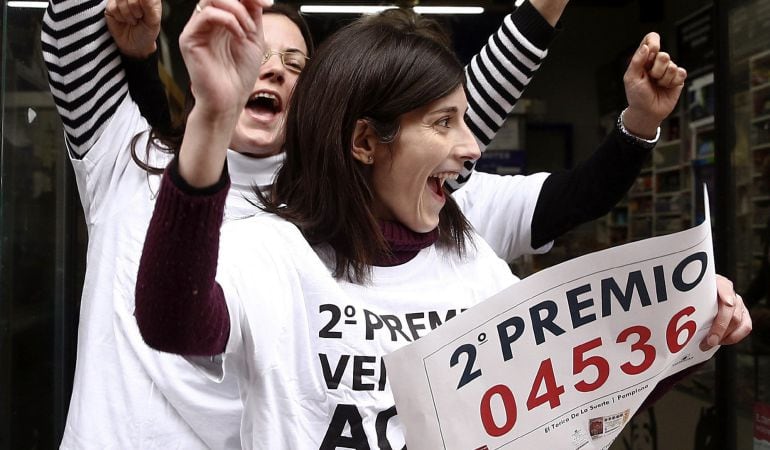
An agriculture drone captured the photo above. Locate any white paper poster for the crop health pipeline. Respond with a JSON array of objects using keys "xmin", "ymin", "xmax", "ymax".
[{"xmin": 385, "ymin": 191, "xmax": 718, "ymax": 450}]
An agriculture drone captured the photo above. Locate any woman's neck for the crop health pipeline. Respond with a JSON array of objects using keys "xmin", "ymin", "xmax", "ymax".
[{"xmin": 375, "ymin": 220, "xmax": 438, "ymax": 266}]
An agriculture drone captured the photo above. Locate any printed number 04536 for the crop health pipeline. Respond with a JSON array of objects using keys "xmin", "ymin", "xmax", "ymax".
[{"xmin": 448, "ymin": 306, "xmax": 697, "ymax": 437}]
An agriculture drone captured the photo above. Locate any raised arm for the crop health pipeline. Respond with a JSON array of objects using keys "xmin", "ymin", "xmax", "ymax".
[
  {"xmin": 135, "ymin": 161, "xmax": 232, "ymax": 355},
  {"xmin": 530, "ymin": 32, "xmax": 685, "ymax": 247},
  {"xmin": 531, "ymin": 33, "xmax": 752, "ymax": 350},
  {"xmin": 450, "ymin": 0, "xmax": 572, "ymax": 259},
  {"xmin": 454, "ymin": 32, "xmax": 670, "ymax": 261},
  {"xmin": 457, "ymin": 33, "xmax": 686, "ymax": 263},
  {"xmin": 105, "ymin": 0, "xmax": 172, "ymax": 133},
  {"xmin": 42, "ymin": 0, "xmax": 132, "ymax": 155},
  {"xmin": 452, "ymin": 0, "xmax": 565, "ymax": 189},
  {"xmin": 135, "ymin": 0, "xmax": 268, "ymax": 355}
]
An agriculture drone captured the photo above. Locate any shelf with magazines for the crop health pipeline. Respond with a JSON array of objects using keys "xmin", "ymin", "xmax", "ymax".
[
  {"xmin": 748, "ymin": 50, "xmax": 770, "ymax": 285},
  {"xmin": 623, "ymin": 113, "xmax": 694, "ymax": 241},
  {"xmin": 626, "ymin": 159, "xmax": 654, "ymax": 241},
  {"xmin": 652, "ymin": 130, "xmax": 692, "ymax": 237},
  {"xmin": 602, "ymin": 202, "xmax": 629, "ymax": 247}
]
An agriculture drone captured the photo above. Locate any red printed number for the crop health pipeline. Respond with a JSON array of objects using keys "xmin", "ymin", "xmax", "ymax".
[
  {"xmin": 477, "ymin": 307, "xmax": 698, "ymax": 439},
  {"xmin": 480, "ymin": 385, "xmax": 517, "ymax": 437},
  {"xmin": 572, "ymin": 337, "xmax": 610, "ymax": 392},
  {"xmin": 526, "ymin": 359, "xmax": 565, "ymax": 410},
  {"xmin": 666, "ymin": 306, "xmax": 697, "ymax": 353},
  {"xmin": 617, "ymin": 326, "xmax": 656, "ymax": 375}
]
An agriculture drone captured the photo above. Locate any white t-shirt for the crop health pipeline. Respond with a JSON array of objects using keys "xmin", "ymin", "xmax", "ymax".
[
  {"xmin": 61, "ymin": 96, "xmax": 280, "ymax": 450},
  {"xmin": 455, "ymin": 170, "xmax": 553, "ymax": 261},
  {"xmin": 212, "ymin": 214, "xmax": 520, "ymax": 449}
]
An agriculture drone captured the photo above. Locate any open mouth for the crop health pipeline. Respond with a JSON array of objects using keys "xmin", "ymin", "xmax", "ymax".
[
  {"xmin": 245, "ymin": 91, "xmax": 283, "ymax": 121},
  {"xmin": 427, "ymin": 172, "xmax": 458, "ymax": 200}
]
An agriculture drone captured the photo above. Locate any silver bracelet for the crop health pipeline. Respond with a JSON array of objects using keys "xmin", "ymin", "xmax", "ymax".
[{"xmin": 617, "ymin": 108, "xmax": 661, "ymax": 150}]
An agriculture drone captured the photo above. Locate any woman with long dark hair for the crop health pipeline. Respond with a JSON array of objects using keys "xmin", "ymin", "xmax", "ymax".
[{"xmin": 135, "ymin": 1, "xmax": 751, "ymax": 447}]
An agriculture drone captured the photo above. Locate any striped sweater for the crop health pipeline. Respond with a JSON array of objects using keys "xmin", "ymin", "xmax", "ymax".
[{"xmin": 42, "ymin": 0, "xmax": 129, "ymax": 155}]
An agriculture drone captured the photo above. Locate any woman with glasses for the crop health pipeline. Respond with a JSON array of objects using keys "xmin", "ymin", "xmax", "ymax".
[
  {"xmin": 42, "ymin": 0, "xmax": 306, "ymax": 448},
  {"xmin": 262, "ymin": 49, "xmax": 309, "ymax": 73},
  {"xmin": 134, "ymin": 1, "xmax": 751, "ymax": 447}
]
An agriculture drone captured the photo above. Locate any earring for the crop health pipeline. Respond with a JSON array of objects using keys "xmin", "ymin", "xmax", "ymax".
[{"xmin": 368, "ymin": 156, "xmax": 373, "ymax": 164}]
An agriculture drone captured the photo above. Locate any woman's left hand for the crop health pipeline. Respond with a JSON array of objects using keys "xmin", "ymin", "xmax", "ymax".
[
  {"xmin": 700, "ymin": 274, "xmax": 753, "ymax": 350},
  {"xmin": 175, "ymin": 0, "xmax": 270, "ymax": 187},
  {"xmin": 622, "ymin": 32, "xmax": 688, "ymax": 138}
]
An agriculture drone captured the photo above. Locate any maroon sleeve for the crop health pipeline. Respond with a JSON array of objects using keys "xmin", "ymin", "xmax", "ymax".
[{"xmin": 135, "ymin": 158, "xmax": 231, "ymax": 356}]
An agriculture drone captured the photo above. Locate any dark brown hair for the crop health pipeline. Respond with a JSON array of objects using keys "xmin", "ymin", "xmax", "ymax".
[
  {"xmin": 130, "ymin": 4, "xmax": 315, "ymax": 173},
  {"xmin": 365, "ymin": 7, "xmax": 452, "ymax": 49},
  {"xmin": 259, "ymin": 10, "xmax": 473, "ymax": 283}
]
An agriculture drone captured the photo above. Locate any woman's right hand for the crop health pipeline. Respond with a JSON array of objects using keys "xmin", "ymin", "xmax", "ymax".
[{"xmin": 180, "ymin": 0, "xmax": 269, "ymax": 121}]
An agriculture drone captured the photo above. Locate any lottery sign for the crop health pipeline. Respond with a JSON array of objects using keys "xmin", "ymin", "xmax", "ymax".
[{"xmin": 385, "ymin": 191, "xmax": 718, "ymax": 450}]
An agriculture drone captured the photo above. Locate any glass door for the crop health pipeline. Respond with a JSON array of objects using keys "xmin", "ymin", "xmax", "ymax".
[
  {"xmin": 722, "ymin": 0, "xmax": 770, "ymax": 448},
  {"xmin": 0, "ymin": 2, "xmax": 85, "ymax": 448}
]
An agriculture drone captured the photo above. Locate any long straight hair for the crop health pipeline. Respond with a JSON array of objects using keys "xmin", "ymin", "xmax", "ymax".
[{"xmin": 259, "ymin": 12, "xmax": 473, "ymax": 283}]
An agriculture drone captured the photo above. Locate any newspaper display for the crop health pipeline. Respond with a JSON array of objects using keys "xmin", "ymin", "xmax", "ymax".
[{"xmin": 384, "ymin": 191, "xmax": 719, "ymax": 450}]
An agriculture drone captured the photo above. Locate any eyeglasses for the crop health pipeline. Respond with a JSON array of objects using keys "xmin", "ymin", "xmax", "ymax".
[{"xmin": 262, "ymin": 50, "xmax": 310, "ymax": 74}]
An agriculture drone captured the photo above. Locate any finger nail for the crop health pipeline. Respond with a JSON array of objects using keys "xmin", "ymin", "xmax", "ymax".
[
  {"xmin": 707, "ymin": 334, "xmax": 719, "ymax": 347},
  {"xmin": 724, "ymin": 293, "xmax": 736, "ymax": 307}
]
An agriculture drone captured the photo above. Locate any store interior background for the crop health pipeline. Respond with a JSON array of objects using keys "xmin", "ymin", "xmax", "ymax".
[{"xmin": 1, "ymin": 0, "xmax": 769, "ymax": 449}]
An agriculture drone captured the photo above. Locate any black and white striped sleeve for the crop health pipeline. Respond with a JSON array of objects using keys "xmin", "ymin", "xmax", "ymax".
[
  {"xmin": 42, "ymin": 0, "xmax": 128, "ymax": 158},
  {"xmin": 452, "ymin": 0, "xmax": 558, "ymax": 189}
]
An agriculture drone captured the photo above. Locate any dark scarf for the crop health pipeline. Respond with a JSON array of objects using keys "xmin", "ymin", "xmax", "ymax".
[{"xmin": 375, "ymin": 220, "xmax": 439, "ymax": 266}]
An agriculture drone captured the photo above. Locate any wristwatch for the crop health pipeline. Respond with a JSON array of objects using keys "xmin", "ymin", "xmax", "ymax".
[{"xmin": 617, "ymin": 108, "xmax": 660, "ymax": 150}]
